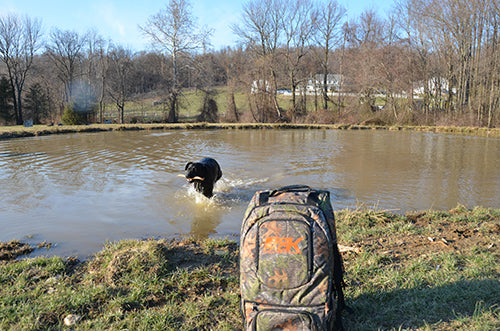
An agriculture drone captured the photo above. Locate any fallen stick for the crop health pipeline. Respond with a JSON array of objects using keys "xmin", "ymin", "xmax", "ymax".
[{"xmin": 338, "ymin": 244, "xmax": 361, "ymax": 253}]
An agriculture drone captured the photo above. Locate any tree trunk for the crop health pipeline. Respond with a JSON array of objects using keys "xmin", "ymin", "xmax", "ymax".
[
  {"xmin": 270, "ymin": 69, "xmax": 281, "ymax": 119},
  {"xmin": 322, "ymin": 71, "xmax": 328, "ymax": 110},
  {"xmin": 168, "ymin": 93, "xmax": 178, "ymax": 123},
  {"xmin": 226, "ymin": 90, "xmax": 239, "ymax": 122},
  {"xmin": 8, "ymin": 77, "xmax": 20, "ymax": 125}
]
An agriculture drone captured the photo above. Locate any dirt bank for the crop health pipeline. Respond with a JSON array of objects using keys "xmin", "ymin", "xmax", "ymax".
[{"xmin": 1, "ymin": 123, "xmax": 498, "ymax": 140}]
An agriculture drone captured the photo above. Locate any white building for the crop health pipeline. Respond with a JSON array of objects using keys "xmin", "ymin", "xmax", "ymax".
[
  {"xmin": 251, "ymin": 80, "xmax": 271, "ymax": 94},
  {"xmin": 301, "ymin": 74, "xmax": 343, "ymax": 94},
  {"xmin": 413, "ymin": 77, "xmax": 456, "ymax": 95}
]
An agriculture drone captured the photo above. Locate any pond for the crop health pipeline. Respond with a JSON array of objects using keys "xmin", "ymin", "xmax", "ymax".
[{"xmin": 0, "ymin": 129, "xmax": 498, "ymax": 258}]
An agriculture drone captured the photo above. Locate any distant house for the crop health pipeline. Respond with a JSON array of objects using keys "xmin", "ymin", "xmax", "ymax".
[
  {"xmin": 413, "ymin": 77, "xmax": 456, "ymax": 95},
  {"xmin": 251, "ymin": 80, "xmax": 271, "ymax": 94},
  {"xmin": 300, "ymin": 74, "xmax": 343, "ymax": 94},
  {"xmin": 276, "ymin": 89, "xmax": 292, "ymax": 95},
  {"xmin": 252, "ymin": 75, "xmax": 344, "ymax": 95}
]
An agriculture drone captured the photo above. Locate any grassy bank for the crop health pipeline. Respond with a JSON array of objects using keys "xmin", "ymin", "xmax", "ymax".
[
  {"xmin": 1, "ymin": 123, "xmax": 499, "ymax": 140},
  {"xmin": 1, "ymin": 206, "xmax": 498, "ymax": 330}
]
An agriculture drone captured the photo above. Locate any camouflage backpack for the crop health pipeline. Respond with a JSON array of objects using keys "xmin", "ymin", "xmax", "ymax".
[{"xmin": 240, "ymin": 185, "xmax": 348, "ymax": 330}]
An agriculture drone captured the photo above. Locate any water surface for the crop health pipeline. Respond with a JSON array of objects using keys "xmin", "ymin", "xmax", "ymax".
[{"xmin": 0, "ymin": 129, "xmax": 498, "ymax": 257}]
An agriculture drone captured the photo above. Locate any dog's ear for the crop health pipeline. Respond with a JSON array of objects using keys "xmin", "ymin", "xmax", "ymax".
[{"xmin": 185, "ymin": 162, "xmax": 193, "ymax": 170}]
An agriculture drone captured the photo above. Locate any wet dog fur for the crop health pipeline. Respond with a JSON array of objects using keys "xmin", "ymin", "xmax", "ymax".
[{"xmin": 182, "ymin": 157, "xmax": 222, "ymax": 198}]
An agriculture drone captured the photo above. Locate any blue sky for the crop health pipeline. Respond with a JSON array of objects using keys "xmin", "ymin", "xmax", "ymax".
[{"xmin": 0, "ymin": 0, "xmax": 393, "ymax": 51}]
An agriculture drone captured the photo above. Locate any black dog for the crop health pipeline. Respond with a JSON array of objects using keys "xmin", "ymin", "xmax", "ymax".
[{"xmin": 182, "ymin": 157, "xmax": 222, "ymax": 198}]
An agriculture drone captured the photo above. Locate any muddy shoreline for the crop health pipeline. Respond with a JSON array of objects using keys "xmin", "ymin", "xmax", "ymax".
[
  {"xmin": 3, "ymin": 206, "xmax": 498, "ymax": 263},
  {"xmin": 1, "ymin": 123, "xmax": 499, "ymax": 140}
]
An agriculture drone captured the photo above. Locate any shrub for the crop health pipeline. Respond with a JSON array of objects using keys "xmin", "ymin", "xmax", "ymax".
[
  {"xmin": 305, "ymin": 108, "xmax": 337, "ymax": 124},
  {"xmin": 61, "ymin": 103, "xmax": 87, "ymax": 125},
  {"xmin": 197, "ymin": 94, "xmax": 219, "ymax": 123}
]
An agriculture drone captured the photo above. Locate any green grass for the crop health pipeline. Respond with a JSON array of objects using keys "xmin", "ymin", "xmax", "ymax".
[
  {"xmin": 102, "ymin": 87, "xmax": 252, "ymax": 122},
  {"xmin": 0, "ymin": 238, "xmax": 241, "ymax": 330},
  {"xmin": 343, "ymin": 247, "xmax": 499, "ymax": 330},
  {"xmin": 337, "ymin": 206, "xmax": 500, "ymax": 330},
  {"xmin": 0, "ymin": 207, "xmax": 499, "ymax": 330}
]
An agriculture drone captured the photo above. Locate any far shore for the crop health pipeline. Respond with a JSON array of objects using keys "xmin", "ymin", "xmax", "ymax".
[{"xmin": 1, "ymin": 122, "xmax": 499, "ymax": 140}]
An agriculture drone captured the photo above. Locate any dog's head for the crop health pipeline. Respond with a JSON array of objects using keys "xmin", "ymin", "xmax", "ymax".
[{"xmin": 184, "ymin": 162, "xmax": 207, "ymax": 183}]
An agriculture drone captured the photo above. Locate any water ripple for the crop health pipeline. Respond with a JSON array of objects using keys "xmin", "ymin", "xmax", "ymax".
[{"xmin": 0, "ymin": 130, "xmax": 498, "ymax": 258}]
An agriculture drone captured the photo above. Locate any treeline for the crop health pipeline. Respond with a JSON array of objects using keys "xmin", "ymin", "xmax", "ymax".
[{"xmin": 0, "ymin": 0, "xmax": 498, "ymax": 127}]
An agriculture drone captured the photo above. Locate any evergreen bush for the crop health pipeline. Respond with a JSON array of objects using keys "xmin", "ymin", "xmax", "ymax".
[{"xmin": 61, "ymin": 103, "xmax": 87, "ymax": 125}]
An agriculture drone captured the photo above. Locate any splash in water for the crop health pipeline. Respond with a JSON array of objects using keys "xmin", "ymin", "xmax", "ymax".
[{"xmin": 186, "ymin": 175, "xmax": 270, "ymax": 207}]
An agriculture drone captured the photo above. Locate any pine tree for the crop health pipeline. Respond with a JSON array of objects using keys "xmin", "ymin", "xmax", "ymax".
[
  {"xmin": 24, "ymin": 83, "xmax": 50, "ymax": 124},
  {"xmin": 0, "ymin": 76, "xmax": 13, "ymax": 124}
]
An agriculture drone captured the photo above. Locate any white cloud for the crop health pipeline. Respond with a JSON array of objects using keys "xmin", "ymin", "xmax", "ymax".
[
  {"xmin": 88, "ymin": 1, "xmax": 148, "ymax": 50},
  {"xmin": 0, "ymin": 0, "xmax": 18, "ymax": 13},
  {"xmin": 95, "ymin": 2, "xmax": 126, "ymax": 37}
]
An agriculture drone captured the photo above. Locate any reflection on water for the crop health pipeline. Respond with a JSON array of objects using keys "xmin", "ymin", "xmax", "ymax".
[{"xmin": 0, "ymin": 130, "xmax": 498, "ymax": 258}]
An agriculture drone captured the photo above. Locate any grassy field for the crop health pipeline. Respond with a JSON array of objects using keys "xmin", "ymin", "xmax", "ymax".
[
  {"xmin": 101, "ymin": 88, "xmax": 306, "ymax": 121},
  {"xmin": 1, "ymin": 87, "xmax": 499, "ymax": 139},
  {"xmin": 1, "ymin": 206, "xmax": 498, "ymax": 330},
  {"xmin": 100, "ymin": 88, "xmax": 500, "ymax": 128}
]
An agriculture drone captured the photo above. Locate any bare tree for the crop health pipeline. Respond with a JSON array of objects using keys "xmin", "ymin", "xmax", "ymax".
[
  {"xmin": 107, "ymin": 46, "xmax": 134, "ymax": 124},
  {"xmin": 30, "ymin": 53, "xmax": 64, "ymax": 123},
  {"xmin": 312, "ymin": 0, "xmax": 346, "ymax": 110},
  {"xmin": 218, "ymin": 47, "xmax": 245, "ymax": 122},
  {"xmin": 282, "ymin": 0, "xmax": 314, "ymax": 114},
  {"xmin": 404, "ymin": 0, "xmax": 500, "ymax": 126},
  {"xmin": 233, "ymin": 0, "xmax": 286, "ymax": 120},
  {"xmin": 45, "ymin": 28, "xmax": 87, "ymax": 104},
  {"xmin": 84, "ymin": 30, "xmax": 108, "ymax": 123},
  {"xmin": 485, "ymin": 0, "xmax": 499, "ymax": 127},
  {"xmin": 140, "ymin": 0, "xmax": 209, "ymax": 123},
  {"xmin": 396, "ymin": 0, "xmax": 428, "ymax": 111},
  {"xmin": 0, "ymin": 14, "xmax": 42, "ymax": 125},
  {"xmin": 344, "ymin": 9, "xmax": 389, "ymax": 115}
]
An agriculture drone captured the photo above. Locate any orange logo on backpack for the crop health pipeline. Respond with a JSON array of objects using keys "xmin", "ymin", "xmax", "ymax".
[{"xmin": 262, "ymin": 237, "xmax": 304, "ymax": 254}]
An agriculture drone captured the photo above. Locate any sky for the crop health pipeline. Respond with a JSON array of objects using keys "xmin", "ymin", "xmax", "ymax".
[{"xmin": 0, "ymin": 0, "xmax": 393, "ymax": 51}]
